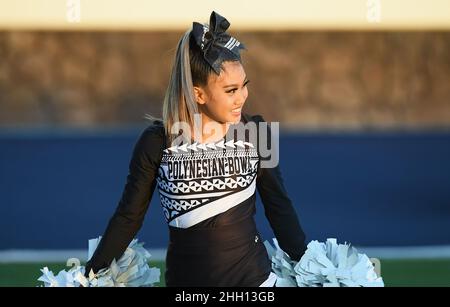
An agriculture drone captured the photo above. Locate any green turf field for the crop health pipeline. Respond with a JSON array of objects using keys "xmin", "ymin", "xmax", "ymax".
[
  {"xmin": 0, "ymin": 259, "xmax": 449, "ymax": 287},
  {"xmin": 0, "ymin": 261, "xmax": 166, "ymax": 287}
]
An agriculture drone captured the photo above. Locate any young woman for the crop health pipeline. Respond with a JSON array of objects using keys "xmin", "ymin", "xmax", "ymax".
[{"xmin": 85, "ymin": 11, "xmax": 307, "ymax": 287}]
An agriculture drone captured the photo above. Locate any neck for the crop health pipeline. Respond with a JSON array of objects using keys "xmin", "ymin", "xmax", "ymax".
[{"xmin": 192, "ymin": 112, "xmax": 230, "ymax": 144}]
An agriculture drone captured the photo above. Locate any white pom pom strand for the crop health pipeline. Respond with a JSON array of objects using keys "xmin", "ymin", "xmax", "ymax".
[
  {"xmin": 38, "ymin": 237, "xmax": 161, "ymax": 287},
  {"xmin": 264, "ymin": 238, "xmax": 384, "ymax": 287}
]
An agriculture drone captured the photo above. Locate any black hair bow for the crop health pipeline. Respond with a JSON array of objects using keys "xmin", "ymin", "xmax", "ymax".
[{"xmin": 192, "ymin": 11, "xmax": 246, "ymax": 74}]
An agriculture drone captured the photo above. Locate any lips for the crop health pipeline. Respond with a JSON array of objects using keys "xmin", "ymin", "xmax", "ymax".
[{"xmin": 231, "ymin": 108, "xmax": 241, "ymax": 115}]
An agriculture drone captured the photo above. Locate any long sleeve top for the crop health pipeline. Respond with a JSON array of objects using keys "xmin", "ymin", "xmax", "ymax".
[{"xmin": 85, "ymin": 113, "xmax": 307, "ymax": 274}]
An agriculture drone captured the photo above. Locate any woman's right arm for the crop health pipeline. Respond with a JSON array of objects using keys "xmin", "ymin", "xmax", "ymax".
[{"xmin": 85, "ymin": 123, "xmax": 165, "ymax": 275}]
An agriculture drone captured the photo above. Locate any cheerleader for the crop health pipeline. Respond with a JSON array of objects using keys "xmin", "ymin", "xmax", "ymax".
[{"xmin": 85, "ymin": 11, "xmax": 307, "ymax": 287}]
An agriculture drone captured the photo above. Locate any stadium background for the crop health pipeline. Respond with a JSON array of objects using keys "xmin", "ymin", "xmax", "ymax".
[{"xmin": 0, "ymin": 0, "xmax": 449, "ymax": 286}]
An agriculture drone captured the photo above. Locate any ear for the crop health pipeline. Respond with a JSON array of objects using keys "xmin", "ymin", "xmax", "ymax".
[{"xmin": 193, "ymin": 86, "xmax": 208, "ymax": 105}]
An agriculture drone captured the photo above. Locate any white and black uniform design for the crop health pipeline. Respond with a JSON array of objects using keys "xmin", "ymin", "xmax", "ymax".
[
  {"xmin": 157, "ymin": 139, "xmax": 258, "ymax": 229},
  {"xmin": 85, "ymin": 113, "xmax": 307, "ymax": 287}
]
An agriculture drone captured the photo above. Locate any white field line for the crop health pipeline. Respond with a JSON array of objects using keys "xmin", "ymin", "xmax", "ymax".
[
  {"xmin": 1, "ymin": 246, "xmax": 450, "ymax": 263},
  {"xmin": 0, "ymin": 249, "xmax": 167, "ymax": 263},
  {"xmin": 356, "ymin": 245, "xmax": 450, "ymax": 259}
]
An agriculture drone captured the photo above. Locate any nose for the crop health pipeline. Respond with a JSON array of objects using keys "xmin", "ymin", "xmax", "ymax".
[{"xmin": 235, "ymin": 89, "xmax": 247, "ymax": 107}]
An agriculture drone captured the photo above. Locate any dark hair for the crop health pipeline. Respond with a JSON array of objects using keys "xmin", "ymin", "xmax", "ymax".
[
  {"xmin": 161, "ymin": 28, "xmax": 243, "ymax": 144},
  {"xmin": 189, "ymin": 33, "xmax": 240, "ymax": 87}
]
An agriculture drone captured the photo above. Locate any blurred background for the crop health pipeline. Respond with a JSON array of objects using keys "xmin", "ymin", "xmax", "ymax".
[{"xmin": 0, "ymin": 0, "xmax": 449, "ymax": 286}]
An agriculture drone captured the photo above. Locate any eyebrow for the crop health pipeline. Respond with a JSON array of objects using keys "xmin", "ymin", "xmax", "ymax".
[{"xmin": 222, "ymin": 76, "xmax": 248, "ymax": 88}]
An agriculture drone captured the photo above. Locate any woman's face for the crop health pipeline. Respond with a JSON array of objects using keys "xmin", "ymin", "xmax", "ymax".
[{"xmin": 194, "ymin": 61, "xmax": 249, "ymax": 125}]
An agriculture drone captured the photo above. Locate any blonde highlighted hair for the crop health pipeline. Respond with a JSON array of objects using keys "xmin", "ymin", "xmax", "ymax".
[{"xmin": 146, "ymin": 25, "xmax": 242, "ymax": 144}]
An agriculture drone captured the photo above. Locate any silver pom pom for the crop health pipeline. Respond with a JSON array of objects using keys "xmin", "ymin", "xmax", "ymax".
[
  {"xmin": 265, "ymin": 238, "xmax": 384, "ymax": 287},
  {"xmin": 38, "ymin": 237, "xmax": 160, "ymax": 287}
]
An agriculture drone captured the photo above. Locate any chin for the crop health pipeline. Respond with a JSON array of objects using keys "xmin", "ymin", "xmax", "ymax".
[
  {"xmin": 229, "ymin": 114, "xmax": 242, "ymax": 124},
  {"xmin": 214, "ymin": 113, "xmax": 241, "ymax": 125}
]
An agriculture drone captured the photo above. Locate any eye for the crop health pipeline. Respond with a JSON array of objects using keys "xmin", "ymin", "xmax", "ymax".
[
  {"xmin": 225, "ymin": 80, "xmax": 250, "ymax": 94},
  {"xmin": 226, "ymin": 88, "xmax": 238, "ymax": 94}
]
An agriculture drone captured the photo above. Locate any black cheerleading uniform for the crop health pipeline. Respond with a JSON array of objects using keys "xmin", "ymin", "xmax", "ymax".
[{"xmin": 85, "ymin": 113, "xmax": 307, "ymax": 287}]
